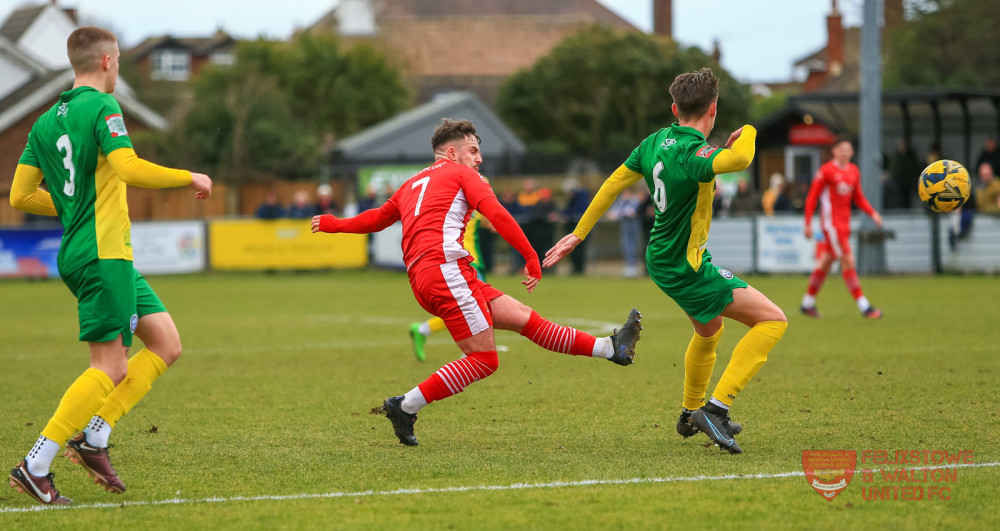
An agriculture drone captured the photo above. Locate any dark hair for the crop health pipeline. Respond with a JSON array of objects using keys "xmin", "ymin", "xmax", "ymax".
[
  {"xmin": 67, "ymin": 26, "xmax": 117, "ymax": 74},
  {"xmin": 832, "ymin": 134, "xmax": 854, "ymax": 148},
  {"xmin": 668, "ymin": 67, "xmax": 719, "ymax": 120},
  {"xmin": 431, "ymin": 119, "xmax": 481, "ymax": 151}
]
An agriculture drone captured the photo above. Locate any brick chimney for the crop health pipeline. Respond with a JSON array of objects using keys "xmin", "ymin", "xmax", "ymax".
[
  {"xmin": 711, "ymin": 38, "xmax": 721, "ymax": 64},
  {"xmin": 884, "ymin": 0, "xmax": 904, "ymax": 34},
  {"xmin": 653, "ymin": 0, "xmax": 672, "ymax": 39},
  {"xmin": 826, "ymin": 0, "xmax": 844, "ymax": 75}
]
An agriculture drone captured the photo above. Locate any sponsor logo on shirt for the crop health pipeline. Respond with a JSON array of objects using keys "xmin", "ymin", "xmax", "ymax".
[
  {"xmin": 57, "ymin": 103, "xmax": 69, "ymax": 117},
  {"xmin": 660, "ymin": 138, "xmax": 677, "ymax": 149},
  {"xmin": 696, "ymin": 145, "xmax": 717, "ymax": 158},
  {"xmin": 105, "ymin": 113, "xmax": 128, "ymax": 137},
  {"xmin": 718, "ymin": 268, "xmax": 734, "ymax": 279}
]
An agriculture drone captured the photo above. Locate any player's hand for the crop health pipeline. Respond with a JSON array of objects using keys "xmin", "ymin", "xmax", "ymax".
[
  {"xmin": 311, "ymin": 214, "xmax": 340, "ymax": 233},
  {"xmin": 190, "ymin": 173, "xmax": 212, "ymax": 199},
  {"xmin": 872, "ymin": 212, "xmax": 883, "ymax": 228},
  {"xmin": 522, "ymin": 270, "xmax": 540, "ymax": 293},
  {"xmin": 543, "ymin": 233, "xmax": 582, "ymax": 268},
  {"xmin": 725, "ymin": 127, "xmax": 745, "ymax": 148},
  {"xmin": 804, "ymin": 226, "xmax": 813, "ymax": 239}
]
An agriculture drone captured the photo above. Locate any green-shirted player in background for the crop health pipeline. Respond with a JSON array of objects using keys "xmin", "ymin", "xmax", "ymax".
[
  {"xmin": 8, "ymin": 27, "xmax": 212, "ymax": 505},
  {"xmin": 408, "ymin": 210, "xmax": 493, "ymax": 361},
  {"xmin": 544, "ymin": 68, "xmax": 787, "ymax": 454}
]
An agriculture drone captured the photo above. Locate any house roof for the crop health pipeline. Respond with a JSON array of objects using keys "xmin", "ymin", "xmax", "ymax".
[
  {"xmin": 0, "ymin": 34, "xmax": 48, "ymax": 76},
  {"xmin": 312, "ymin": 0, "xmax": 634, "ymax": 30},
  {"xmin": 335, "ymin": 91, "xmax": 525, "ymax": 161},
  {"xmin": 0, "ymin": 68, "xmax": 168, "ymax": 132},
  {"xmin": 127, "ymin": 31, "xmax": 235, "ymax": 60},
  {"xmin": 0, "ymin": 5, "xmax": 46, "ymax": 43}
]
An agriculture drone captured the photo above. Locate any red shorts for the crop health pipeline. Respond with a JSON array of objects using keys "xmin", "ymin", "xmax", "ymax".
[
  {"xmin": 408, "ymin": 260, "xmax": 504, "ymax": 342},
  {"xmin": 817, "ymin": 225, "xmax": 852, "ymax": 258}
]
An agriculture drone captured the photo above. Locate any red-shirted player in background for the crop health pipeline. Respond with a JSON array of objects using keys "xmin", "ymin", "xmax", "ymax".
[
  {"xmin": 312, "ymin": 119, "xmax": 642, "ymax": 446},
  {"xmin": 801, "ymin": 136, "xmax": 884, "ymax": 319}
]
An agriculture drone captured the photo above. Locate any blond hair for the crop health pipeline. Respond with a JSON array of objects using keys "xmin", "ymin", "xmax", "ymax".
[{"xmin": 67, "ymin": 26, "xmax": 117, "ymax": 74}]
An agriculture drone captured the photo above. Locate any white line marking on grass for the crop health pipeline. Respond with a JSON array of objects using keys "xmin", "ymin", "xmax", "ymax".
[{"xmin": 3, "ymin": 461, "xmax": 996, "ymax": 514}]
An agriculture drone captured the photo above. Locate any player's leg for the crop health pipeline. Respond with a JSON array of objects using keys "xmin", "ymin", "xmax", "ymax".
[
  {"xmin": 694, "ymin": 285, "xmax": 787, "ymax": 454},
  {"xmin": 490, "ymin": 293, "xmax": 640, "ymax": 365},
  {"xmin": 384, "ymin": 262, "xmax": 498, "ymax": 445},
  {"xmin": 676, "ymin": 316, "xmax": 724, "ymax": 438},
  {"xmin": 838, "ymin": 239, "xmax": 882, "ymax": 318},
  {"xmin": 67, "ymin": 271, "xmax": 176, "ymax": 493},
  {"xmin": 801, "ymin": 233, "xmax": 836, "ymax": 317},
  {"xmin": 408, "ymin": 317, "xmax": 445, "ymax": 362},
  {"xmin": 10, "ymin": 260, "xmax": 133, "ymax": 505}
]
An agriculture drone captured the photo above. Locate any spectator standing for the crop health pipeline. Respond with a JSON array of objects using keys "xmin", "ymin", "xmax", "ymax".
[
  {"xmin": 609, "ymin": 188, "xmax": 643, "ymax": 277},
  {"xmin": 286, "ymin": 190, "xmax": 313, "ymax": 218},
  {"xmin": 562, "ymin": 179, "xmax": 592, "ymax": 274},
  {"xmin": 255, "ymin": 190, "xmax": 285, "ymax": 219}
]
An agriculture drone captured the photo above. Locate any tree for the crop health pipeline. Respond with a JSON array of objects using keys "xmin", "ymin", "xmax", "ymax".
[
  {"xmin": 497, "ymin": 25, "xmax": 751, "ymax": 157},
  {"xmin": 885, "ymin": 0, "xmax": 1000, "ymax": 89},
  {"xmin": 153, "ymin": 34, "xmax": 410, "ymax": 181}
]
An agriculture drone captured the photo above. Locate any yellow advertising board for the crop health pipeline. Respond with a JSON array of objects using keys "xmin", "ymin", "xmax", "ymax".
[{"xmin": 209, "ymin": 219, "xmax": 367, "ymax": 270}]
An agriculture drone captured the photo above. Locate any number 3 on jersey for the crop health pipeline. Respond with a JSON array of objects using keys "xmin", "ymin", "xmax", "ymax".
[
  {"xmin": 56, "ymin": 134, "xmax": 76, "ymax": 196},
  {"xmin": 652, "ymin": 161, "xmax": 667, "ymax": 212},
  {"xmin": 411, "ymin": 176, "xmax": 430, "ymax": 216}
]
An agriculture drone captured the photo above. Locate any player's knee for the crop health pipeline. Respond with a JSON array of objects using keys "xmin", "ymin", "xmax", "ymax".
[
  {"xmin": 470, "ymin": 350, "xmax": 499, "ymax": 374},
  {"xmin": 154, "ymin": 338, "xmax": 182, "ymax": 366}
]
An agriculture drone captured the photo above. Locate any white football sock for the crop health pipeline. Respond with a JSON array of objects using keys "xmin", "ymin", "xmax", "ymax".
[
  {"xmin": 400, "ymin": 387, "xmax": 427, "ymax": 414},
  {"xmin": 25, "ymin": 435, "xmax": 60, "ymax": 477},
  {"xmin": 84, "ymin": 415, "xmax": 112, "ymax": 449},
  {"xmin": 856, "ymin": 296, "xmax": 871, "ymax": 312},
  {"xmin": 418, "ymin": 322, "xmax": 431, "ymax": 336},
  {"xmin": 709, "ymin": 397, "xmax": 730, "ymax": 411},
  {"xmin": 801, "ymin": 294, "xmax": 816, "ymax": 308},
  {"xmin": 592, "ymin": 337, "xmax": 613, "ymax": 359}
]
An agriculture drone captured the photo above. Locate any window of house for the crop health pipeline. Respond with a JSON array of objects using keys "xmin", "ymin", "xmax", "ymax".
[
  {"xmin": 210, "ymin": 50, "xmax": 235, "ymax": 65},
  {"xmin": 151, "ymin": 49, "xmax": 191, "ymax": 81}
]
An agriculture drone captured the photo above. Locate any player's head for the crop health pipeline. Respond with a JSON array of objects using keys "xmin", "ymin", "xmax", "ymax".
[
  {"xmin": 432, "ymin": 118, "xmax": 482, "ymax": 171},
  {"xmin": 831, "ymin": 135, "xmax": 854, "ymax": 163},
  {"xmin": 67, "ymin": 27, "xmax": 120, "ymax": 93},
  {"xmin": 669, "ymin": 67, "xmax": 719, "ymax": 123}
]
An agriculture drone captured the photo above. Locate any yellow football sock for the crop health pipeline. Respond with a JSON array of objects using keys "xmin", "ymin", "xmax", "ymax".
[
  {"xmin": 427, "ymin": 317, "xmax": 447, "ymax": 334},
  {"xmin": 682, "ymin": 325, "xmax": 723, "ymax": 411},
  {"xmin": 712, "ymin": 321, "xmax": 788, "ymax": 407},
  {"xmin": 41, "ymin": 368, "xmax": 114, "ymax": 445},
  {"xmin": 95, "ymin": 349, "xmax": 168, "ymax": 427}
]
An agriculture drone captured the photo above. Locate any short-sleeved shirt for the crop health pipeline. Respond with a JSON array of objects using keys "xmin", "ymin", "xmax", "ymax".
[
  {"xmin": 625, "ymin": 124, "xmax": 722, "ymax": 276},
  {"xmin": 19, "ymin": 86, "xmax": 134, "ymax": 275},
  {"xmin": 387, "ymin": 160, "xmax": 497, "ymax": 273},
  {"xmin": 804, "ymin": 160, "xmax": 876, "ymax": 232}
]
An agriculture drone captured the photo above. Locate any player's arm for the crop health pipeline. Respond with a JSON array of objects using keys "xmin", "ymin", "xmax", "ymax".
[
  {"xmin": 461, "ymin": 170, "xmax": 541, "ymax": 290},
  {"xmin": 476, "ymin": 196, "xmax": 541, "ymax": 290},
  {"xmin": 802, "ymin": 170, "xmax": 825, "ymax": 237},
  {"xmin": 312, "ymin": 201, "xmax": 400, "ymax": 234},
  {"xmin": 712, "ymin": 125, "xmax": 756, "ymax": 174},
  {"xmin": 9, "ymin": 164, "xmax": 56, "ymax": 216},
  {"xmin": 541, "ymin": 165, "xmax": 642, "ymax": 268},
  {"xmin": 851, "ymin": 176, "xmax": 882, "ymax": 226},
  {"xmin": 107, "ymin": 148, "xmax": 191, "ymax": 188}
]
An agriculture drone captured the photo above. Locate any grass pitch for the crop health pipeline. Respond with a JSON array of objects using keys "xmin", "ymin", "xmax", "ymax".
[{"xmin": 1, "ymin": 270, "xmax": 998, "ymax": 529}]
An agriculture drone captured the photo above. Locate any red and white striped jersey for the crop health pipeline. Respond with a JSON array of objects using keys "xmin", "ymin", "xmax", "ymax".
[
  {"xmin": 387, "ymin": 160, "xmax": 496, "ymax": 272},
  {"xmin": 804, "ymin": 160, "xmax": 876, "ymax": 231}
]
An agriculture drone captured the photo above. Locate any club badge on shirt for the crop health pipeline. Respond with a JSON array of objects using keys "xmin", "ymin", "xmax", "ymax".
[
  {"xmin": 105, "ymin": 113, "xmax": 128, "ymax": 137},
  {"xmin": 696, "ymin": 145, "xmax": 717, "ymax": 158}
]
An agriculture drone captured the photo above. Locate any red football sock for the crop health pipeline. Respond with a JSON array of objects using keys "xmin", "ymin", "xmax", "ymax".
[
  {"xmin": 807, "ymin": 268, "xmax": 828, "ymax": 297},
  {"xmin": 520, "ymin": 310, "xmax": 597, "ymax": 356},
  {"xmin": 842, "ymin": 268, "xmax": 864, "ymax": 299},
  {"xmin": 417, "ymin": 351, "xmax": 498, "ymax": 404}
]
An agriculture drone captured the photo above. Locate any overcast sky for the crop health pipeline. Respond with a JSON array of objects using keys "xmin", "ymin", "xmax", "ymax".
[{"xmin": 2, "ymin": 0, "xmax": 866, "ymax": 82}]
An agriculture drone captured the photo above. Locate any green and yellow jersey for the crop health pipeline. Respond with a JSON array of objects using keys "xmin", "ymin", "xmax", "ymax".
[
  {"xmin": 13, "ymin": 86, "xmax": 191, "ymax": 275},
  {"xmin": 573, "ymin": 124, "xmax": 756, "ymax": 276}
]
